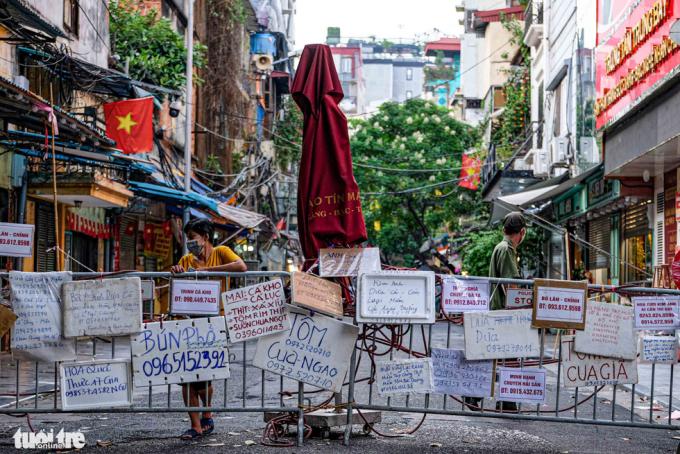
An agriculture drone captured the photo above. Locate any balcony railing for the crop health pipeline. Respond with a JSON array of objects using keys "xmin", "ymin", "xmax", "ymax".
[{"xmin": 524, "ymin": 1, "xmax": 543, "ymax": 37}]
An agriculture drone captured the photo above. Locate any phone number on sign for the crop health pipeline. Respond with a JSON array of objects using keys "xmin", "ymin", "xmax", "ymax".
[
  {"xmin": 141, "ymin": 350, "xmax": 227, "ymax": 377},
  {"xmin": 266, "ymin": 360, "xmax": 333, "ymax": 389}
]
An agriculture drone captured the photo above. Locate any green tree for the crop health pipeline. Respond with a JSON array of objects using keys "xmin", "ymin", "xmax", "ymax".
[
  {"xmin": 350, "ymin": 99, "xmax": 481, "ymax": 266},
  {"xmin": 273, "ymin": 97, "xmax": 303, "ymax": 171},
  {"xmin": 109, "ymin": 0, "xmax": 207, "ymax": 90},
  {"xmin": 462, "ymin": 226, "xmax": 545, "ymax": 277}
]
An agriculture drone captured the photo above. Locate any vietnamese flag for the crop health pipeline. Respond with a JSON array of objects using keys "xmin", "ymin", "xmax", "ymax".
[
  {"xmin": 104, "ymin": 98, "xmax": 154, "ymax": 154},
  {"xmin": 458, "ymin": 154, "xmax": 481, "ymax": 190}
]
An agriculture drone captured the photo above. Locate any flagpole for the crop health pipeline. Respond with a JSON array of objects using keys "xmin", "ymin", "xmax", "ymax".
[{"xmin": 183, "ymin": 0, "xmax": 194, "ymax": 254}]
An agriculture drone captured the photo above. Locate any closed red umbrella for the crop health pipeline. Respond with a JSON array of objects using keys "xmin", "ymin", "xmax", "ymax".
[{"xmin": 292, "ymin": 44, "xmax": 367, "ymax": 264}]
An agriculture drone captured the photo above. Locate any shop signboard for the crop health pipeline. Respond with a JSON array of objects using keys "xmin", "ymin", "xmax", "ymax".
[{"xmin": 595, "ymin": 0, "xmax": 680, "ymax": 128}]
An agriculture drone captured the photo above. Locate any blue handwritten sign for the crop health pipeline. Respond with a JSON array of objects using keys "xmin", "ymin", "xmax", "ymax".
[
  {"xmin": 463, "ymin": 309, "xmax": 540, "ymax": 360},
  {"xmin": 60, "ymin": 359, "xmax": 132, "ymax": 410},
  {"xmin": 431, "ymin": 348, "xmax": 494, "ymax": 398},
  {"xmin": 130, "ymin": 317, "xmax": 230, "ymax": 386},
  {"xmin": 376, "ymin": 358, "xmax": 434, "ymax": 395},
  {"xmin": 253, "ymin": 306, "xmax": 359, "ymax": 392},
  {"xmin": 10, "ymin": 271, "xmax": 76, "ymax": 362}
]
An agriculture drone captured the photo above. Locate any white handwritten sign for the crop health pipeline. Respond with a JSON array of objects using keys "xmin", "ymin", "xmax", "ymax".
[
  {"xmin": 532, "ymin": 279, "xmax": 587, "ymax": 329},
  {"xmin": 319, "ymin": 247, "xmax": 381, "ymax": 277},
  {"xmin": 60, "ymin": 359, "xmax": 132, "ymax": 410},
  {"xmin": 171, "ymin": 279, "xmax": 221, "ymax": 315},
  {"xmin": 640, "ymin": 336, "xmax": 678, "ymax": 364},
  {"xmin": 431, "ymin": 348, "xmax": 494, "ymax": 398},
  {"xmin": 463, "ymin": 309, "xmax": 540, "ymax": 360},
  {"xmin": 632, "ymin": 296, "xmax": 680, "ymax": 330},
  {"xmin": 253, "ymin": 306, "xmax": 359, "ymax": 392},
  {"xmin": 9, "ymin": 271, "xmax": 76, "ymax": 362},
  {"xmin": 62, "ymin": 277, "xmax": 142, "ymax": 337},
  {"xmin": 506, "ymin": 288, "xmax": 533, "ymax": 309},
  {"xmin": 222, "ymin": 279, "xmax": 290, "ymax": 342},
  {"xmin": 376, "ymin": 358, "xmax": 434, "ymax": 395},
  {"xmin": 497, "ymin": 368, "xmax": 546, "ymax": 404},
  {"xmin": 441, "ymin": 277, "xmax": 489, "ymax": 314},
  {"xmin": 561, "ymin": 335, "xmax": 637, "ymax": 388},
  {"xmin": 291, "ymin": 272, "xmax": 343, "ymax": 317},
  {"xmin": 574, "ymin": 301, "xmax": 636, "ymax": 360},
  {"xmin": 357, "ymin": 271, "xmax": 435, "ymax": 324},
  {"xmin": 130, "ymin": 317, "xmax": 230, "ymax": 386},
  {"xmin": 0, "ymin": 222, "xmax": 34, "ymax": 257}
]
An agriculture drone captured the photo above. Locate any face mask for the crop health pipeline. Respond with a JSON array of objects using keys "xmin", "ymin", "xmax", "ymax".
[{"xmin": 186, "ymin": 239, "xmax": 203, "ymax": 256}]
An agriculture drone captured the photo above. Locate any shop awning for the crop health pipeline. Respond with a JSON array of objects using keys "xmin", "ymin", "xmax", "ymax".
[
  {"xmin": 0, "ymin": 0, "xmax": 66, "ymax": 42},
  {"xmin": 29, "ymin": 176, "xmax": 133, "ymax": 208},
  {"xmin": 216, "ymin": 202, "xmax": 272, "ymax": 229},
  {"xmin": 489, "ymin": 165, "xmax": 601, "ymax": 223},
  {"xmin": 128, "ymin": 181, "xmax": 218, "ymax": 212}
]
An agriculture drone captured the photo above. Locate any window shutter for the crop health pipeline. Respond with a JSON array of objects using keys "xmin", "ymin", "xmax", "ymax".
[
  {"xmin": 35, "ymin": 203, "xmax": 55, "ymax": 272},
  {"xmin": 655, "ymin": 191, "xmax": 665, "ymax": 265},
  {"xmin": 588, "ymin": 216, "xmax": 610, "ymax": 269}
]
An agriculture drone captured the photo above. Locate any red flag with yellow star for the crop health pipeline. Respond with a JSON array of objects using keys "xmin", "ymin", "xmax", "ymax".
[
  {"xmin": 103, "ymin": 97, "xmax": 154, "ymax": 154},
  {"xmin": 458, "ymin": 154, "xmax": 481, "ymax": 190}
]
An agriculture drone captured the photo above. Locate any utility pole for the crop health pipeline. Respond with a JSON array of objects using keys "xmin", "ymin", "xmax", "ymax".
[{"xmin": 183, "ymin": 0, "xmax": 194, "ymax": 254}]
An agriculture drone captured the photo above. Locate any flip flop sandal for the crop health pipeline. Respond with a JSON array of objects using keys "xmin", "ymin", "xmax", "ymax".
[
  {"xmin": 200, "ymin": 417, "xmax": 215, "ymax": 435},
  {"xmin": 180, "ymin": 428, "xmax": 202, "ymax": 440}
]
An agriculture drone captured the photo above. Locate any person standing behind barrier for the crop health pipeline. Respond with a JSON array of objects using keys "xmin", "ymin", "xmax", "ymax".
[
  {"xmin": 170, "ymin": 218, "xmax": 247, "ymax": 440},
  {"xmin": 464, "ymin": 212, "xmax": 526, "ymax": 412},
  {"xmin": 489, "ymin": 212, "xmax": 525, "ymax": 310}
]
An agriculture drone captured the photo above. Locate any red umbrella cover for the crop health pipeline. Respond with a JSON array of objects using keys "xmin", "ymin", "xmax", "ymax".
[{"xmin": 292, "ymin": 44, "xmax": 368, "ymax": 262}]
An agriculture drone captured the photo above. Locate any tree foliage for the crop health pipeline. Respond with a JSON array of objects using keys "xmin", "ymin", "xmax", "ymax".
[
  {"xmin": 462, "ymin": 226, "xmax": 545, "ymax": 278},
  {"xmin": 273, "ymin": 97, "xmax": 303, "ymax": 171},
  {"xmin": 350, "ymin": 99, "xmax": 481, "ymax": 266},
  {"xmin": 109, "ymin": 0, "xmax": 207, "ymax": 90}
]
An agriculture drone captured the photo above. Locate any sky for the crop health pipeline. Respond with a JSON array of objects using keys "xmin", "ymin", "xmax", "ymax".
[{"xmin": 293, "ymin": 0, "xmax": 463, "ymax": 50}]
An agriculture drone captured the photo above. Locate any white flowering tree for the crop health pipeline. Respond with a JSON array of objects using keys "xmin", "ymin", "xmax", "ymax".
[{"xmin": 350, "ymin": 99, "xmax": 482, "ymax": 266}]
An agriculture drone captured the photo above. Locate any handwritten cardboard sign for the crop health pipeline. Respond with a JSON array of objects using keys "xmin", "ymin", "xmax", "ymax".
[
  {"xmin": 0, "ymin": 305, "xmax": 17, "ymax": 337},
  {"xmin": 496, "ymin": 368, "xmax": 546, "ymax": 404},
  {"xmin": 506, "ymin": 288, "xmax": 533, "ymax": 309},
  {"xmin": 561, "ymin": 335, "xmax": 637, "ymax": 388},
  {"xmin": 130, "ymin": 317, "xmax": 230, "ymax": 386},
  {"xmin": 222, "ymin": 279, "xmax": 290, "ymax": 342},
  {"xmin": 253, "ymin": 306, "xmax": 359, "ymax": 392},
  {"xmin": 376, "ymin": 358, "xmax": 434, "ymax": 396},
  {"xmin": 463, "ymin": 309, "xmax": 540, "ymax": 360},
  {"xmin": 170, "ymin": 279, "xmax": 222, "ymax": 315},
  {"xmin": 60, "ymin": 359, "xmax": 132, "ymax": 410},
  {"xmin": 356, "ymin": 271, "xmax": 436, "ymax": 324},
  {"xmin": 0, "ymin": 222, "xmax": 34, "ymax": 257},
  {"xmin": 431, "ymin": 348, "xmax": 494, "ymax": 398},
  {"xmin": 319, "ymin": 247, "xmax": 381, "ymax": 277},
  {"xmin": 441, "ymin": 277, "xmax": 490, "ymax": 314},
  {"xmin": 532, "ymin": 279, "xmax": 587, "ymax": 329},
  {"xmin": 291, "ymin": 272, "xmax": 343, "ymax": 317},
  {"xmin": 62, "ymin": 277, "xmax": 143, "ymax": 337},
  {"xmin": 10, "ymin": 271, "xmax": 76, "ymax": 362},
  {"xmin": 574, "ymin": 301, "xmax": 636, "ymax": 360},
  {"xmin": 640, "ymin": 336, "xmax": 678, "ymax": 364},
  {"xmin": 632, "ymin": 296, "xmax": 680, "ymax": 330}
]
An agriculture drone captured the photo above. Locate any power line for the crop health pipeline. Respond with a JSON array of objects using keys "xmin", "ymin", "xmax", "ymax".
[{"xmin": 77, "ymin": 2, "xmax": 111, "ymax": 52}]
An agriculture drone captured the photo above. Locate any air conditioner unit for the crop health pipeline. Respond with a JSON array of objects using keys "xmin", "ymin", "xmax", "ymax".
[
  {"xmin": 534, "ymin": 149, "xmax": 550, "ymax": 177},
  {"xmin": 251, "ymin": 54, "xmax": 273, "ymax": 72},
  {"xmin": 553, "ymin": 136, "xmax": 570, "ymax": 163},
  {"xmin": 579, "ymin": 136, "xmax": 599, "ymax": 163}
]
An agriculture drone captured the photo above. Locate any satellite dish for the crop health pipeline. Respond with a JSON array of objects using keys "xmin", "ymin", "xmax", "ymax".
[{"xmin": 670, "ymin": 19, "xmax": 680, "ymax": 45}]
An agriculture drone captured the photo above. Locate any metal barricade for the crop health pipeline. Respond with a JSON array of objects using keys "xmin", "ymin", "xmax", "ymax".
[
  {"xmin": 2, "ymin": 271, "xmax": 680, "ymax": 447},
  {"xmin": 342, "ymin": 276, "xmax": 680, "ymax": 445},
  {"xmin": 0, "ymin": 271, "xmax": 324, "ymax": 447}
]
